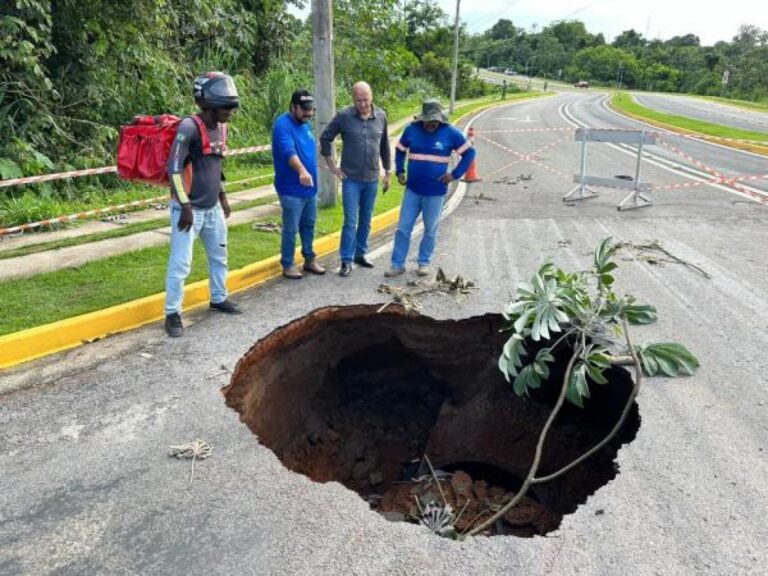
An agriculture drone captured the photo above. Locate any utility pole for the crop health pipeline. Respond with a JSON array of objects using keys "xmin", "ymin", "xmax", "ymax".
[
  {"xmin": 449, "ymin": 0, "xmax": 461, "ymax": 114},
  {"xmin": 312, "ymin": 0, "xmax": 336, "ymax": 207},
  {"xmin": 616, "ymin": 61, "xmax": 624, "ymax": 90}
]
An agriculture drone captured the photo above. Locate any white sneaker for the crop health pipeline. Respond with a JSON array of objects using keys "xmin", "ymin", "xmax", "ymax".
[{"xmin": 416, "ymin": 265, "xmax": 431, "ymax": 277}]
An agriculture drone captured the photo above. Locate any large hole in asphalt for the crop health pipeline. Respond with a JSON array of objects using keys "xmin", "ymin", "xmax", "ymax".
[{"xmin": 222, "ymin": 305, "xmax": 640, "ymax": 538}]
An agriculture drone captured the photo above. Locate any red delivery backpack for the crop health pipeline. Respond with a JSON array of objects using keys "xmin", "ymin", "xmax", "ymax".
[{"xmin": 116, "ymin": 114, "xmax": 222, "ymax": 185}]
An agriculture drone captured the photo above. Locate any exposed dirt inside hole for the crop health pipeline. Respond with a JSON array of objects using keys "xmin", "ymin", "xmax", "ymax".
[{"xmin": 223, "ymin": 305, "xmax": 640, "ymax": 538}]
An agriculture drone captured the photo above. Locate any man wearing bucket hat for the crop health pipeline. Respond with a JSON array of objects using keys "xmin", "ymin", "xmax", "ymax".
[{"xmin": 385, "ymin": 99, "xmax": 476, "ymax": 277}]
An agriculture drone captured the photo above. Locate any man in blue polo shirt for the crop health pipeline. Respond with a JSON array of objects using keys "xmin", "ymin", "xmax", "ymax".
[
  {"xmin": 386, "ymin": 99, "xmax": 476, "ymax": 278},
  {"xmin": 271, "ymin": 89, "xmax": 326, "ymax": 279}
]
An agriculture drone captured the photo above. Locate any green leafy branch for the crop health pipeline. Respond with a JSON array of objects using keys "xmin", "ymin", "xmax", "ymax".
[{"xmin": 462, "ymin": 237, "xmax": 699, "ymax": 538}]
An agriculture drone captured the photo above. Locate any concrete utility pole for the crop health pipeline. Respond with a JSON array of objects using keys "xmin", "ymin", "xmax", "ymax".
[
  {"xmin": 449, "ymin": 0, "xmax": 460, "ymax": 114},
  {"xmin": 312, "ymin": 0, "xmax": 336, "ymax": 207}
]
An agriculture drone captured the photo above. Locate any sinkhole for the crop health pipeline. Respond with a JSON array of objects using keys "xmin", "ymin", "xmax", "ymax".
[{"xmin": 222, "ymin": 305, "xmax": 640, "ymax": 537}]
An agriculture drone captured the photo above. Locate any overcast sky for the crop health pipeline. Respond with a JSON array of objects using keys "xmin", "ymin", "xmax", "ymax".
[{"xmin": 433, "ymin": 0, "xmax": 765, "ymax": 45}]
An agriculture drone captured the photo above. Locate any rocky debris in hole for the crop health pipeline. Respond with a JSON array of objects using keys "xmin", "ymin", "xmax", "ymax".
[{"xmin": 372, "ymin": 467, "xmax": 560, "ymax": 537}]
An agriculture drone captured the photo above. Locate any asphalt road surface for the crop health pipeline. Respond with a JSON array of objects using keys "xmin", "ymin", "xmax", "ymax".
[
  {"xmin": 2, "ymin": 93, "xmax": 767, "ymax": 575},
  {"xmin": 633, "ymin": 93, "xmax": 768, "ymax": 135}
]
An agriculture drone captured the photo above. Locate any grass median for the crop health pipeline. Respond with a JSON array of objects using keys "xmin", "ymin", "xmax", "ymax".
[{"xmin": 610, "ymin": 92, "xmax": 768, "ymax": 143}]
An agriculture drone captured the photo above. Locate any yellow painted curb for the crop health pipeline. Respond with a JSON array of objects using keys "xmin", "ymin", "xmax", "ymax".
[
  {"xmin": 608, "ymin": 96, "xmax": 768, "ymax": 156},
  {"xmin": 0, "ymin": 206, "xmax": 401, "ymax": 370}
]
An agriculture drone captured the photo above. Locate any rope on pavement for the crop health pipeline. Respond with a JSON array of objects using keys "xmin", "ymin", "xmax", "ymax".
[{"xmin": 169, "ymin": 439, "xmax": 213, "ymax": 484}]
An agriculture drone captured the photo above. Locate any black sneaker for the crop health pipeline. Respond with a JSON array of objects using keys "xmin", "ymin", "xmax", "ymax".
[
  {"xmin": 339, "ymin": 262, "xmax": 352, "ymax": 277},
  {"xmin": 354, "ymin": 256, "xmax": 375, "ymax": 268},
  {"xmin": 210, "ymin": 299, "xmax": 242, "ymax": 315},
  {"xmin": 165, "ymin": 313, "xmax": 183, "ymax": 338}
]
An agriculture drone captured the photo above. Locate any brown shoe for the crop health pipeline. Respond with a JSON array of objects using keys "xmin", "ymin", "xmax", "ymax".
[
  {"xmin": 283, "ymin": 265, "xmax": 303, "ymax": 279},
  {"xmin": 384, "ymin": 267, "xmax": 406, "ymax": 278},
  {"xmin": 303, "ymin": 259, "xmax": 326, "ymax": 275}
]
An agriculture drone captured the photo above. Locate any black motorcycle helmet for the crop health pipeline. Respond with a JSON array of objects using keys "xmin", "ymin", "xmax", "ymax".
[{"xmin": 193, "ymin": 72, "xmax": 240, "ymax": 110}]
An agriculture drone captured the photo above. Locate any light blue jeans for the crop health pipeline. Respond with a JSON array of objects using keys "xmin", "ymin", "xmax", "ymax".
[
  {"xmin": 340, "ymin": 178, "xmax": 378, "ymax": 264},
  {"xmin": 279, "ymin": 194, "xmax": 317, "ymax": 268},
  {"xmin": 391, "ymin": 188, "xmax": 445, "ymax": 269},
  {"xmin": 164, "ymin": 200, "xmax": 228, "ymax": 315}
]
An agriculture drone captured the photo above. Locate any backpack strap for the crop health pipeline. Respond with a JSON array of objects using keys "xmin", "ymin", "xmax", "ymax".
[
  {"xmin": 189, "ymin": 114, "xmax": 213, "ymax": 155},
  {"xmin": 220, "ymin": 122, "xmax": 228, "ymax": 153}
]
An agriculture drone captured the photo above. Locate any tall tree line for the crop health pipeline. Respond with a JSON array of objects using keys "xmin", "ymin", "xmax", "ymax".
[
  {"xmin": 1, "ymin": 0, "xmax": 486, "ymax": 181},
  {"xmin": 468, "ymin": 18, "xmax": 768, "ymax": 99}
]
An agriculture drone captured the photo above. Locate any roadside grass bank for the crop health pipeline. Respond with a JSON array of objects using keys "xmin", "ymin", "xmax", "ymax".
[
  {"xmin": 0, "ymin": 161, "xmax": 275, "ymax": 230},
  {"xmin": 610, "ymin": 92, "xmax": 768, "ymax": 143},
  {"xmin": 0, "ymin": 93, "xmax": 536, "ymax": 338}
]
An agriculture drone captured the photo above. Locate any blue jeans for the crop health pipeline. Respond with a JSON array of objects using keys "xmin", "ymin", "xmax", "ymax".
[
  {"xmin": 279, "ymin": 194, "xmax": 317, "ymax": 268},
  {"xmin": 340, "ymin": 178, "xmax": 378, "ymax": 263},
  {"xmin": 391, "ymin": 188, "xmax": 445, "ymax": 269},
  {"xmin": 165, "ymin": 201, "xmax": 228, "ymax": 315}
]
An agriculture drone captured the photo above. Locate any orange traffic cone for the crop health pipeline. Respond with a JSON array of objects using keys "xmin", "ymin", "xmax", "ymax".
[{"xmin": 461, "ymin": 126, "xmax": 483, "ymax": 182}]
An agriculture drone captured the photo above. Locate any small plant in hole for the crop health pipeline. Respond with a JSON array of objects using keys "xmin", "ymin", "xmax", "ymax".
[{"xmin": 460, "ymin": 237, "xmax": 699, "ymax": 538}]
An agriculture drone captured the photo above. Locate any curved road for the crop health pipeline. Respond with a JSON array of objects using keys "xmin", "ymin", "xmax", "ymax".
[
  {"xmin": 1, "ymin": 93, "xmax": 767, "ymax": 575},
  {"xmin": 633, "ymin": 92, "xmax": 768, "ymax": 134}
]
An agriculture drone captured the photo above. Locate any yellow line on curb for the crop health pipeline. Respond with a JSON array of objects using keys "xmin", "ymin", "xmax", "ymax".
[{"xmin": 0, "ymin": 207, "xmax": 401, "ymax": 370}]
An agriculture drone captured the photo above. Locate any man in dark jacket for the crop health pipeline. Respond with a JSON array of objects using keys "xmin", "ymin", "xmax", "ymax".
[{"xmin": 320, "ymin": 81, "xmax": 391, "ymax": 277}]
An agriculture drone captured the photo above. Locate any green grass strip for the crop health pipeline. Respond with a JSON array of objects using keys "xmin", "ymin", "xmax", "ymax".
[{"xmin": 611, "ymin": 92, "xmax": 768, "ymax": 142}]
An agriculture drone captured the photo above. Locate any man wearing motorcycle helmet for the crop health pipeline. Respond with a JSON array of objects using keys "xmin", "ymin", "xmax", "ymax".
[{"xmin": 164, "ymin": 71, "xmax": 242, "ymax": 338}]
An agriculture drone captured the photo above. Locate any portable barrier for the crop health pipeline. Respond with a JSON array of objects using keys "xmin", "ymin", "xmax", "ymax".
[{"xmin": 564, "ymin": 128, "xmax": 659, "ymax": 210}]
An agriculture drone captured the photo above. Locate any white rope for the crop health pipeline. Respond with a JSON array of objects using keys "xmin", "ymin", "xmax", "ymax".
[{"xmin": 169, "ymin": 440, "xmax": 213, "ymax": 484}]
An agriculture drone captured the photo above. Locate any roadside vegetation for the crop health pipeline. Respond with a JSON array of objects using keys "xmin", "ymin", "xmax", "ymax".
[
  {"xmin": 469, "ymin": 20, "xmax": 768, "ymax": 101},
  {"xmin": 5, "ymin": 1, "xmax": 764, "ymax": 228},
  {"xmin": 611, "ymin": 92, "xmax": 768, "ymax": 142}
]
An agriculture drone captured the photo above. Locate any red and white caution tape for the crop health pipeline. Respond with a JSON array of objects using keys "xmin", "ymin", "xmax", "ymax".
[
  {"xmin": 0, "ymin": 166, "xmax": 118, "ymax": 189},
  {"xmin": 0, "ymin": 143, "xmax": 274, "ymax": 236},
  {"xmin": 0, "ymin": 195, "xmax": 169, "ymax": 236},
  {"xmin": 0, "ymin": 145, "xmax": 272, "ymax": 189},
  {"xmin": 658, "ymin": 136, "xmax": 768, "ymax": 204}
]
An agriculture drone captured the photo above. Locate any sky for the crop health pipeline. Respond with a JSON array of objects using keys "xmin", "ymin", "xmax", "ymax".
[{"xmin": 432, "ymin": 0, "xmax": 766, "ymax": 46}]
